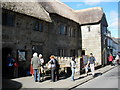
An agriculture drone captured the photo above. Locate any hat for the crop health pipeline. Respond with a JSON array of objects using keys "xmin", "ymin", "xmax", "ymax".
[
  {"xmin": 33, "ymin": 52, "xmax": 38, "ymax": 57},
  {"xmin": 50, "ymin": 55, "xmax": 55, "ymax": 59}
]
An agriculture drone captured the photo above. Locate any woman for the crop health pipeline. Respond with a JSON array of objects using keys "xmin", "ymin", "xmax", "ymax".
[
  {"xmin": 30, "ymin": 63, "xmax": 34, "ymax": 77},
  {"xmin": 108, "ymin": 54, "xmax": 114, "ymax": 66},
  {"xmin": 48, "ymin": 55, "xmax": 56, "ymax": 82}
]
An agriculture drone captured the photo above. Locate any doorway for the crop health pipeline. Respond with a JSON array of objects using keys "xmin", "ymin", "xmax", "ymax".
[{"xmin": 2, "ymin": 47, "xmax": 12, "ymax": 77}]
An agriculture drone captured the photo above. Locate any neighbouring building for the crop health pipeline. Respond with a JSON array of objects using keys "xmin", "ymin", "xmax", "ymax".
[{"xmin": 75, "ymin": 7, "xmax": 108, "ymax": 66}]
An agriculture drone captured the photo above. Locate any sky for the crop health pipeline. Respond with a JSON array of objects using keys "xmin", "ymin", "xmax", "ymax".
[{"xmin": 59, "ymin": 0, "xmax": 119, "ymax": 38}]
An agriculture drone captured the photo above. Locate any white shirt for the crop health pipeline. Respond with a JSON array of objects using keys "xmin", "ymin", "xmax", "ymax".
[
  {"xmin": 40, "ymin": 58, "xmax": 44, "ymax": 64},
  {"xmin": 70, "ymin": 60, "xmax": 76, "ymax": 68}
]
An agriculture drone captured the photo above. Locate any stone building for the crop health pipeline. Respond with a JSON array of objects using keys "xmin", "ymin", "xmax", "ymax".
[
  {"xmin": 1, "ymin": 1, "xmax": 108, "ymax": 77},
  {"xmin": 1, "ymin": 1, "xmax": 82, "ymax": 77},
  {"xmin": 75, "ymin": 7, "xmax": 108, "ymax": 66}
]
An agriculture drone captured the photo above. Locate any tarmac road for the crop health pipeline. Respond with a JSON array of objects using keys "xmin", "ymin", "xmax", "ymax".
[{"xmin": 75, "ymin": 66, "xmax": 119, "ymax": 88}]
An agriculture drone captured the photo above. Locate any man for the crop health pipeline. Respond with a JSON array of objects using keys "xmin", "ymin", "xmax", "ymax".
[
  {"xmin": 87, "ymin": 53, "xmax": 96, "ymax": 77},
  {"xmin": 31, "ymin": 52, "xmax": 41, "ymax": 82}
]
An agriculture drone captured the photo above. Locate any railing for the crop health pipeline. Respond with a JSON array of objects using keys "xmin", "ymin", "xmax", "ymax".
[{"xmin": 55, "ymin": 56, "xmax": 81, "ymax": 74}]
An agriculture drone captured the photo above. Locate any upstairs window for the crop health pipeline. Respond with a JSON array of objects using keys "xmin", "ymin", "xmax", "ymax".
[
  {"xmin": 59, "ymin": 24, "xmax": 67, "ymax": 35},
  {"xmin": 69, "ymin": 27, "xmax": 75, "ymax": 37},
  {"xmin": 58, "ymin": 49, "xmax": 66, "ymax": 57},
  {"xmin": 33, "ymin": 21, "xmax": 43, "ymax": 32},
  {"xmin": 2, "ymin": 13, "xmax": 15, "ymax": 26}
]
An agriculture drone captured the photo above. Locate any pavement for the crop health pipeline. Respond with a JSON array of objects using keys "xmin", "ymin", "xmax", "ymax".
[{"xmin": 2, "ymin": 65, "xmax": 117, "ymax": 89}]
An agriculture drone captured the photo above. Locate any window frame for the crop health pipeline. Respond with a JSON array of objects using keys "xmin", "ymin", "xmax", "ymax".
[
  {"xmin": 33, "ymin": 21, "xmax": 43, "ymax": 32},
  {"xmin": 2, "ymin": 12, "xmax": 15, "ymax": 26}
]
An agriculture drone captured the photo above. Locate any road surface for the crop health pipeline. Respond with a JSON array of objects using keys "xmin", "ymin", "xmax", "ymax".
[{"xmin": 76, "ymin": 66, "xmax": 119, "ymax": 88}]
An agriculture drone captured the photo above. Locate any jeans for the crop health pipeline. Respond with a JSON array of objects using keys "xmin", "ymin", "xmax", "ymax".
[
  {"xmin": 34, "ymin": 69, "xmax": 39, "ymax": 82},
  {"xmin": 71, "ymin": 68, "xmax": 75, "ymax": 81}
]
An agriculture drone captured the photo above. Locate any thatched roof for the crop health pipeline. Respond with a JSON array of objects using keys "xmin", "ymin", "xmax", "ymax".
[
  {"xmin": 75, "ymin": 7, "xmax": 104, "ymax": 25},
  {"xmin": 1, "ymin": 0, "xmax": 107, "ymax": 25},
  {"xmin": 39, "ymin": 1, "xmax": 80, "ymax": 24},
  {"xmin": 1, "ymin": 1, "xmax": 52, "ymax": 22}
]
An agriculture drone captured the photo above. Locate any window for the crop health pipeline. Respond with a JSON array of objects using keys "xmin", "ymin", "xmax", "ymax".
[
  {"xmin": 78, "ymin": 29, "xmax": 81, "ymax": 38},
  {"xmin": 33, "ymin": 21, "xmax": 43, "ymax": 32},
  {"xmin": 72, "ymin": 29, "xmax": 75, "ymax": 37},
  {"xmin": 32, "ymin": 45, "xmax": 43, "ymax": 55},
  {"xmin": 69, "ymin": 27, "xmax": 75, "ymax": 37},
  {"xmin": 70, "ymin": 49, "xmax": 76, "ymax": 56},
  {"xmin": 103, "ymin": 26, "xmax": 107, "ymax": 35},
  {"xmin": 58, "ymin": 49, "xmax": 66, "ymax": 57},
  {"xmin": 59, "ymin": 24, "xmax": 67, "ymax": 35},
  {"xmin": 87, "ymin": 26, "xmax": 90, "ymax": 32},
  {"xmin": 39, "ymin": 23, "xmax": 43, "ymax": 32},
  {"xmin": 2, "ymin": 13, "xmax": 15, "ymax": 26}
]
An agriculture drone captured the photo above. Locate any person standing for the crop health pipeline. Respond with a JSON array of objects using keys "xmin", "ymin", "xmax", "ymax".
[
  {"xmin": 48, "ymin": 55, "xmax": 56, "ymax": 82},
  {"xmin": 38, "ymin": 54, "xmax": 45, "ymax": 81},
  {"xmin": 55, "ymin": 58, "xmax": 60, "ymax": 81},
  {"xmin": 108, "ymin": 54, "xmax": 114, "ymax": 66},
  {"xmin": 70, "ymin": 56, "xmax": 76, "ymax": 81},
  {"xmin": 6, "ymin": 54, "xmax": 15, "ymax": 78},
  {"xmin": 31, "ymin": 52, "xmax": 41, "ymax": 82},
  {"xmin": 87, "ymin": 53, "xmax": 96, "ymax": 77},
  {"xmin": 115, "ymin": 52, "xmax": 120, "ymax": 65}
]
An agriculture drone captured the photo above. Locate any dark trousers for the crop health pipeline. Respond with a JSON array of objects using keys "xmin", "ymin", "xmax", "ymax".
[
  {"xmin": 109, "ymin": 61, "xmax": 113, "ymax": 66},
  {"xmin": 55, "ymin": 68, "xmax": 59, "ymax": 80},
  {"xmin": 51, "ymin": 67, "xmax": 56, "ymax": 82},
  {"xmin": 8, "ymin": 66, "xmax": 14, "ymax": 78}
]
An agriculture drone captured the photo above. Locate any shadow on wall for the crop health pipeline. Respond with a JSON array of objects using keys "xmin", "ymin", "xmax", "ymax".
[{"xmin": 2, "ymin": 78, "xmax": 22, "ymax": 89}]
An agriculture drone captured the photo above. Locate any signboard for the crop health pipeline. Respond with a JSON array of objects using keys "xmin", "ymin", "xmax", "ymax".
[{"xmin": 17, "ymin": 50, "xmax": 26, "ymax": 61}]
